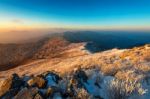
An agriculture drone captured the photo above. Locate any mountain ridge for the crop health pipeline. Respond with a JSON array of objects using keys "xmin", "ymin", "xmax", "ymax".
[{"xmin": 0, "ymin": 44, "xmax": 150, "ymax": 99}]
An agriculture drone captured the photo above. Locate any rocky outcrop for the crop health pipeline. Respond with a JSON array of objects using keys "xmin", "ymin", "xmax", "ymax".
[
  {"xmin": 0, "ymin": 69, "xmax": 95, "ymax": 98},
  {"xmin": 0, "ymin": 67, "xmax": 149, "ymax": 99}
]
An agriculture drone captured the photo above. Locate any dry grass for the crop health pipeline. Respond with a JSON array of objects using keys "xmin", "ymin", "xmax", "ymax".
[
  {"xmin": 0, "ymin": 44, "xmax": 150, "ymax": 86},
  {"xmin": 0, "ymin": 37, "xmax": 86, "ymax": 71},
  {"xmin": 0, "ymin": 44, "xmax": 150, "ymax": 99},
  {"xmin": 115, "ymin": 70, "xmax": 145, "ymax": 82},
  {"xmin": 143, "ymin": 52, "xmax": 150, "ymax": 62},
  {"xmin": 107, "ymin": 78, "xmax": 147, "ymax": 99}
]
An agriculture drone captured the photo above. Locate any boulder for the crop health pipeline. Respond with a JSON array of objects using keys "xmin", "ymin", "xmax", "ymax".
[
  {"xmin": 11, "ymin": 73, "xmax": 24, "ymax": 89},
  {"xmin": 14, "ymin": 87, "xmax": 38, "ymax": 99},
  {"xmin": 1, "ymin": 74, "xmax": 25, "ymax": 98},
  {"xmin": 27, "ymin": 76, "xmax": 45, "ymax": 88},
  {"xmin": 73, "ymin": 69, "xmax": 88, "ymax": 87},
  {"xmin": 44, "ymin": 72, "xmax": 61, "ymax": 87}
]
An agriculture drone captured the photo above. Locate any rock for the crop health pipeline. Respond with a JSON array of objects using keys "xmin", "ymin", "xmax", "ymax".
[
  {"xmin": 22, "ymin": 76, "xmax": 31, "ymax": 82},
  {"xmin": 1, "ymin": 74, "xmax": 24, "ymax": 98},
  {"xmin": 34, "ymin": 93, "xmax": 43, "ymax": 99},
  {"xmin": 73, "ymin": 69, "xmax": 88, "ymax": 87},
  {"xmin": 27, "ymin": 76, "xmax": 46, "ymax": 88},
  {"xmin": 11, "ymin": 73, "xmax": 24, "ymax": 89},
  {"xmin": 0, "ymin": 77, "xmax": 12, "ymax": 97},
  {"xmin": 14, "ymin": 87, "xmax": 38, "ymax": 99},
  {"xmin": 45, "ymin": 72, "xmax": 61, "ymax": 87},
  {"xmin": 76, "ymin": 69, "xmax": 88, "ymax": 82}
]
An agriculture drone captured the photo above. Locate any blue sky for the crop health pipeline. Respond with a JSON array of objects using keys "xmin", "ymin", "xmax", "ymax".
[{"xmin": 0, "ymin": 0, "xmax": 150, "ymax": 30}]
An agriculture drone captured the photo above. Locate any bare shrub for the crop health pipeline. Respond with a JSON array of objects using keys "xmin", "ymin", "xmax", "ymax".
[{"xmin": 107, "ymin": 79, "xmax": 147, "ymax": 99}]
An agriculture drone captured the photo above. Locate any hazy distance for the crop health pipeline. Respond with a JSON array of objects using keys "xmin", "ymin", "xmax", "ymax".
[{"xmin": 0, "ymin": 28, "xmax": 68, "ymax": 43}]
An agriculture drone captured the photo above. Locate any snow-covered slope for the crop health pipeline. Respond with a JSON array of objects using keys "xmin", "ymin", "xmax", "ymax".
[{"xmin": 0, "ymin": 43, "xmax": 150, "ymax": 99}]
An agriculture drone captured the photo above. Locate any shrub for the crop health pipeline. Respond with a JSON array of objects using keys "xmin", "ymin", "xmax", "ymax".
[{"xmin": 107, "ymin": 79, "xmax": 147, "ymax": 99}]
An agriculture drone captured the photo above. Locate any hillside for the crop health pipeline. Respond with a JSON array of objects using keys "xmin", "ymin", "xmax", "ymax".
[
  {"xmin": 0, "ymin": 43, "xmax": 38, "ymax": 71},
  {"xmin": 0, "ymin": 42, "xmax": 150, "ymax": 99},
  {"xmin": 0, "ymin": 36, "xmax": 88, "ymax": 71}
]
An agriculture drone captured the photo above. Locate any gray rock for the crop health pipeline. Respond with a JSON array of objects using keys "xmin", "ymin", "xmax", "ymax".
[{"xmin": 14, "ymin": 87, "xmax": 38, "ymax": 99}]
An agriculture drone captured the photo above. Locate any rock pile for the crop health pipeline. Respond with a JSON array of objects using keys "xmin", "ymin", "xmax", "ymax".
[
  {"xmin": 0, "ymin": 67, "xmax": 148, "ymax": 99},
  {"xmin": 0, "ymin": 69, "xmax": 96, "ymax": 99}
]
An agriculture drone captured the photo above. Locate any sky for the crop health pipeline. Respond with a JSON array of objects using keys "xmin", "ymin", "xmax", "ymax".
[{"xmin": 0, "ymin": 0, "xmax": 150, "ymax": 31}]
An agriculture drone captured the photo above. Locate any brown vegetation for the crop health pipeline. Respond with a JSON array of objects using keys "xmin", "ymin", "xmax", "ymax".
[
  {"xmin": 0, "ymin": 43, "xmax": 150, "ymax": 99},
  {"xmin": 0, "ymin": 37, "xmax": 80, "ymax": 71}
]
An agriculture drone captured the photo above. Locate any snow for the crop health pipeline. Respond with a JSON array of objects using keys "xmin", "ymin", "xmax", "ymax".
[
  {"xmin": 83, "ymin": 69, "xmax": 114, "ymax": 98},
  {"xmin": 45, "ymin": 74, "xmax": 57, "ymax": 87},
  {"xmin": 44, "ymin": 68, "xmax": 149, "ymax": 99},
  {"xmin": 58, "ymin": 78, "xmax": 68, "ymax": 94},
  {"xmin": 135, "ymin": 78, "xmax": 150, "ymax": 99},
  {"xmin": 53, "ymin": 93, "xmax": 62, "ymax": 99}
]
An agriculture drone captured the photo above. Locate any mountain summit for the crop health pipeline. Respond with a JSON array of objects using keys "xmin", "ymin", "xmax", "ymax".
[{"xmin": 0, "ymin": 40, "xmax": 149, "ymax": 99}]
